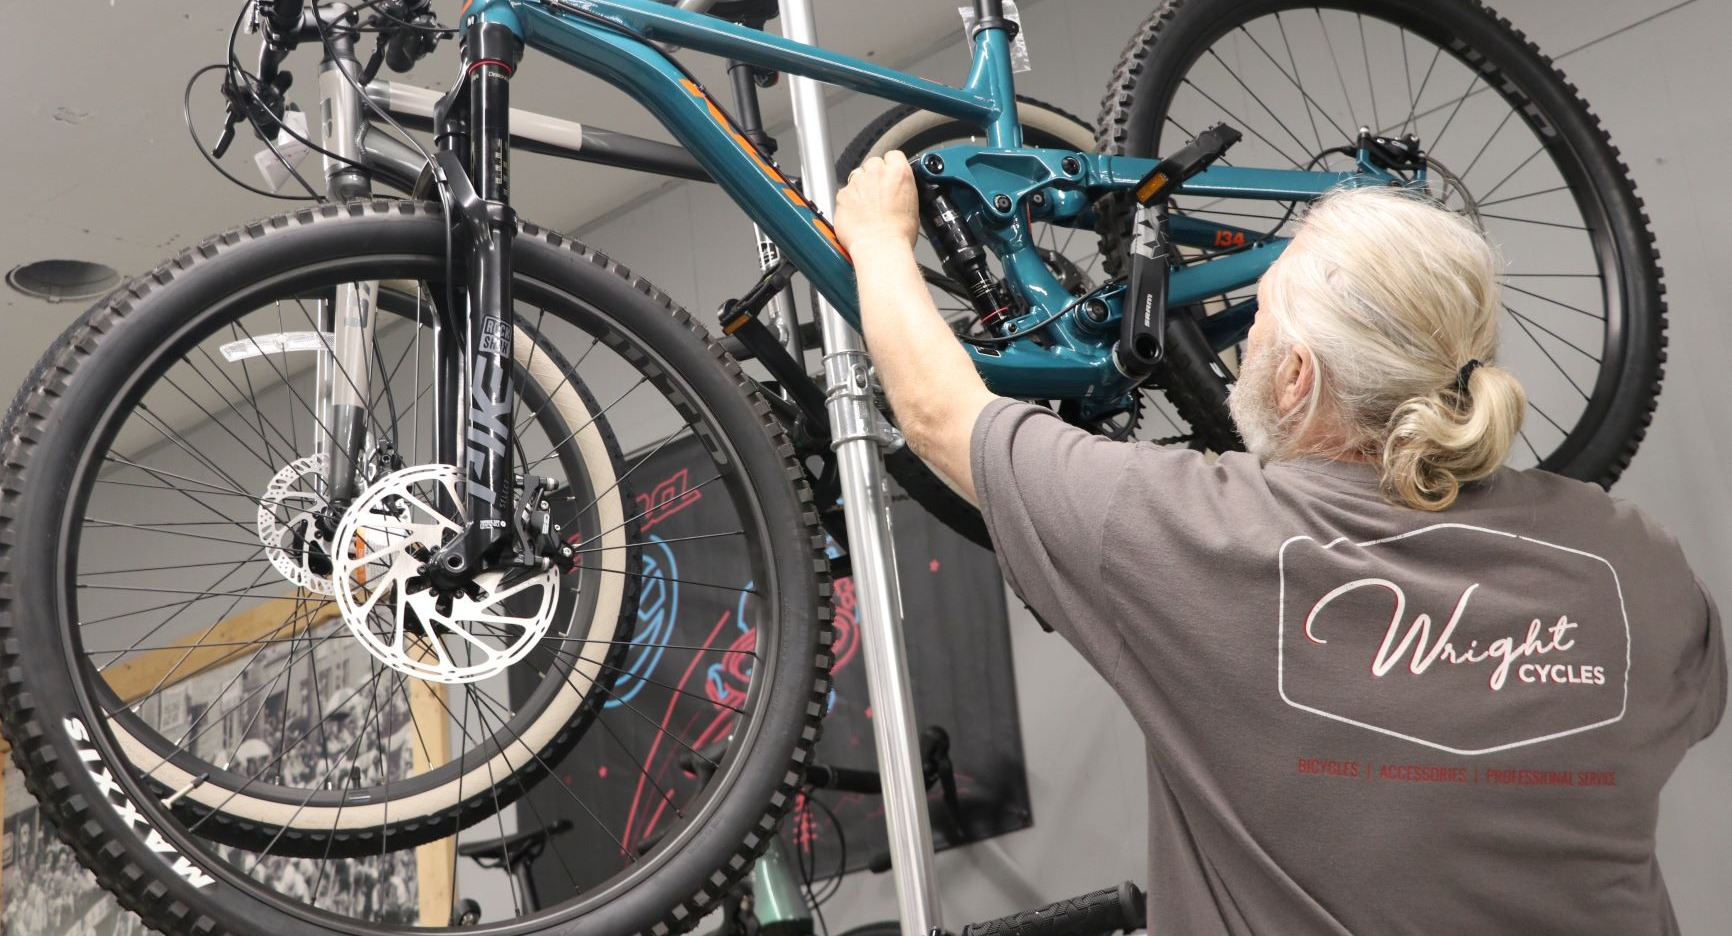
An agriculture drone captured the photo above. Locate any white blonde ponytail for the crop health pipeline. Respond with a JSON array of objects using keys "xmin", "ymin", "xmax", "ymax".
[
  {"xmin": 1382, "ymin": 362, "xmax": 1526, "ymax": 511},
  {"xmin": 1257, "ymin": 187, "xmax": 1525, "ymax": 510}
]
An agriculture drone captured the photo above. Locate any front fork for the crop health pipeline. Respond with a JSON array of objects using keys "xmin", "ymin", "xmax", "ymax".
[
  {"xmin": 316, "ymin": 11, "xmax": 379, "ymax": 507},
  {"xmin": 305, "ymin": 16, "xmax": 527, "ymax": 580},
  {"xmin": 434, "ymin": 20, "xmax": 524, "ymax": 578}
]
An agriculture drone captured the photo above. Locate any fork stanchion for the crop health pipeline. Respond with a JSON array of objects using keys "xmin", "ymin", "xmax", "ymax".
[{"xmin": 777, "ymin": 2, "xmax": 943, "ymax": 933}]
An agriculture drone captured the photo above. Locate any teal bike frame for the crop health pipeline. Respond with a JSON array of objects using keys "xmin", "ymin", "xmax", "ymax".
[{"xmin": 462, "ymin": 0, "xmax": 1379, "ymax": 401}]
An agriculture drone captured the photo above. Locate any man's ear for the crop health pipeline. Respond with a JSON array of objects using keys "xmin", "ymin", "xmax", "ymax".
[{"xmin": 1275, "ymin": 342, "xmax": 1313, "ymax": 416}]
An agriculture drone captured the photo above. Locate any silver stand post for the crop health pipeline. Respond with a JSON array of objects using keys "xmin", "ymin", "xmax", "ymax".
[{"xmin": 777, "ymin": 2, "xmax": 942, "ymax": 933}]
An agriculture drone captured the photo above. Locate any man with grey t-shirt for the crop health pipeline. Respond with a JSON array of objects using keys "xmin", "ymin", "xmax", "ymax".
[{"xmin": 832, "ymin": 155, "xmax": 1724, "ymax": 935}]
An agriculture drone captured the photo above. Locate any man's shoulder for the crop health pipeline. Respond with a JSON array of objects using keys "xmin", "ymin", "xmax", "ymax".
[
  {"xmin": 1476, "ymin": 465, "xmax": 1686, "ymax": 557},
  {"xmin": 1487, "ymin": 464, "xmax": 1646, "ymax": 517}
]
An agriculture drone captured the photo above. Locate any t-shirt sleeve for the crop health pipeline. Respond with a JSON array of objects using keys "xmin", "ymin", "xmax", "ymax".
[
  {"xmin": 970, "ymin": 398, "xmax": 1136, "ymax": 666},
  {"xmin": 1687, "ymin": 576, "xmax": 1727, "ymax": 743}
]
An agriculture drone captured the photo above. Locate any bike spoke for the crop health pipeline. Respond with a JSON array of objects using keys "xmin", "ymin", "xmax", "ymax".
[
  {"xmin": 1205, "ymin": 48, "xmax": 1314, "ymax": 159},
  {"xmin": 1357, "ymin": 14, "xmax": 1380, "ymax": 132},
  {"xmin": 1481, "ymin": 211, "xmax": 1590, "ymax": 232},
  {"xmin": 1181, "ymin": 78, "xmax": 1304, "ymax": 169},
  {"xmin": 1270, "ymin": 15, "xmax": 1347, "ymax": 146},
  {"xmin": 1427, "ymin": 70, "xmax": 1485, "ymax": 153},
  {"xmin": 1500, "ymin": 282, "xmax": 1606, "ymax": 320},
  {"xmin": 1478, "ymin": 184, "xmax": 1572, "ymax": 209},
  {"xmin": 538, "ymin": 641, "xmax": 750, "ymax": 718},
  {"xmin": 522, "ymin": 375, "xmax": 649, "ymax": 474},
  {"xmin": 1503, "ymin": 304, "xmax": 1601, "ymax": 363}
]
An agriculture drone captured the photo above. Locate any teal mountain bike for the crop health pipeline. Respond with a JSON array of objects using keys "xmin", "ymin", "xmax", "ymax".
[{"xmin": 0, "ymin": 1, "xmax": 1663, "ymax": 936}]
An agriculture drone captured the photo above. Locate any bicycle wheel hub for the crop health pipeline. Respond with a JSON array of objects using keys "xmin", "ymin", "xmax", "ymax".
[{"xmin": 331, "ymin": 463, "xmax": 559, "ymax": 684}]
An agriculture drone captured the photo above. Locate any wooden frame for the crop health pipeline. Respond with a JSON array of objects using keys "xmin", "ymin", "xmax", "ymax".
[{"xmin": 1, "ymin": 593, "xmax": 456, "ymax": 925}]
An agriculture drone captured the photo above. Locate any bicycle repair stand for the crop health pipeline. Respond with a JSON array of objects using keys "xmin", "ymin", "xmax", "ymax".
[{"xmin": 777, "ymin": 2, "xmax": 944, "ymax": 933}]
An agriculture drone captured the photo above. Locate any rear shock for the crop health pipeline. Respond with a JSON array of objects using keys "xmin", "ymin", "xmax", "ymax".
[{"xmin": 916, "ymin": 177, "xmax": 1016, "ymax": 331}]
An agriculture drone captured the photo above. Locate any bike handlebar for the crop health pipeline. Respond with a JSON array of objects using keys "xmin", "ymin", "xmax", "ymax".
[
  {"xmin": 213, "ymin": 0, "xmax": 446, "ymax": 159},
  {"xmin": 262, "ymin": 0, "xmax": 307, "ymax": 39},
  {"xmin": 805, "ymin": 764, "xmax": 883, "ymax": 795},
  {"xmin": 959, "ymin": 882, "xmax": 1146, "ymax": 936}
]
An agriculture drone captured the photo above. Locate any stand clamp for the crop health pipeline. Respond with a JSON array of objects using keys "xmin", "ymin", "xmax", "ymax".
[{"xmin": 822, "ymin": 349, "xmax": 904, "ymax": 451}]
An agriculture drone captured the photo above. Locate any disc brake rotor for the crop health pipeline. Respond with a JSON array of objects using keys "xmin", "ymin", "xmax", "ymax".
[
  {"xmin": 257, "ymin": 453, "xmax": 336, "ymax": 595},
  {"xmin": 331, "ymin": 463, "xmax": 559, "ymax": 685}
]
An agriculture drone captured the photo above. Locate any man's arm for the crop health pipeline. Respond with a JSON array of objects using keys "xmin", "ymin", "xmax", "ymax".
[{"xmin": 833, "ymin": 152, "xmax": 999, "ymax": 502}]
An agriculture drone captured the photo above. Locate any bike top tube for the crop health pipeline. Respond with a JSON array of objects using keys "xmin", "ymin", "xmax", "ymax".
[
  {"xmin": 479, "ymin": 0, "xmax": 1026, "ymax": 303},
  {"xmin": 464, "ymin": 0, "xmax": 1018, "ymax": 136}
]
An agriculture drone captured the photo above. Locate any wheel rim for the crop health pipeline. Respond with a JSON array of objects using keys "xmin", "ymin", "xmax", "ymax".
[
  {"xmin": 1119, "ymin": 0, "xmax": 1646, "ymax": 474},
  {"xmin": 90, "ymin": 289, "xmax": 628, "ymax": 839},
  {"xmin": 58, "ymin": 252, "xmax": 794, "ymax": 930}
]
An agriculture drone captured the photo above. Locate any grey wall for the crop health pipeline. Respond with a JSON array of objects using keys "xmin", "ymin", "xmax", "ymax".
[{"xmin": 565, "ymin": 0, "xmax": 1732, "ymax": 931}]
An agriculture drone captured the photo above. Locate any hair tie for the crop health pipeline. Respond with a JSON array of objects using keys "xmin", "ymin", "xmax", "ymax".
[{"xmin": 1454, "ymin": 359, "xmax": 1483, "ymax": 398}]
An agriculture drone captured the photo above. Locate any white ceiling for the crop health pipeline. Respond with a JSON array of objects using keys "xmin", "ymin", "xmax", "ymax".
[{"xmin": 0, "ymin": 0, "xmax": 967, "ymax": 380}]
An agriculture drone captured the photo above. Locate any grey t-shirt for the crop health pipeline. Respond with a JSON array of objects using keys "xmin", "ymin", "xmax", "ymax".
[{"xmin": 971, "ymin": 398, "xmax": 1726, "ymax": 936}]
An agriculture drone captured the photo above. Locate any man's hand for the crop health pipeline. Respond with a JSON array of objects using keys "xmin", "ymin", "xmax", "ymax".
[
  {"xmin": 834, "ymin": 151, "xmax": 920, "ymax": 253},
  {"xmin": 832, "ymin": 150, "xmax": 997, "ymax": 504}
]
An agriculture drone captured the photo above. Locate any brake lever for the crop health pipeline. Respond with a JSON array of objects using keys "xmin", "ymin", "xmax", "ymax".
[
  {"xmin": 211, "ymin": 76, "xmax": 254, "ymax": 159},
  {"xmin": 211, "ymin": 106, "xmax": 241, "ymax": 159},
  {"xmin": 212, "ymin": 67, "xmax": 294, "ymax": 159}
]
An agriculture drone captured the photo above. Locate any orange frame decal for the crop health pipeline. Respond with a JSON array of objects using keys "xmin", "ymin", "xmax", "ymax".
[{"xmin": 679, "ymin": 79, "xmax": 850, "ymax": 259}]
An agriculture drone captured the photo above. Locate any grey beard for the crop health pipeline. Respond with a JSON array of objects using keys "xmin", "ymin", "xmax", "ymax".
[{"xmin": 1227, "ymin": 341, "xmax": 1286, "ymax": 460}]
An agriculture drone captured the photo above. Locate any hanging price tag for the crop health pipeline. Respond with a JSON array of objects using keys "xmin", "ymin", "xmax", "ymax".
[
  {"xmin": 959, "ymin": 0, "xmax": 1031, "ymax": 73},
  {"xmin": 253, "ymin": 106, "xmax": 312, "ymax": 193}
]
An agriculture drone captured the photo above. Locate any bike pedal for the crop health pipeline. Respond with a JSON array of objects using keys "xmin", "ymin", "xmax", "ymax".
[{"xmin": 1134, "ymin": 122, "xmax": 1242, "ymax": 205}]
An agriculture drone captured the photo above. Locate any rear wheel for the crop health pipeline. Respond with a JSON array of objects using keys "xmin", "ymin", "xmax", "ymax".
[{"xmin": 1098, "ymin": 0, "xmax": 1667, "ymax": 484}]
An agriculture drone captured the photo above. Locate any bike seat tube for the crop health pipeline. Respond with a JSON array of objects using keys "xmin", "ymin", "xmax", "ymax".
[{"xmin": 966, "ymin": 0, "xmax": 1020, "ymax": 147}]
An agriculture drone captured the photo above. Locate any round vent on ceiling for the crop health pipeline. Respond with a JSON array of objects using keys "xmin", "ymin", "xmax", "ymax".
[{"xmin": 6, "ymin": 259, "xmax": 121, "ymax": 303}]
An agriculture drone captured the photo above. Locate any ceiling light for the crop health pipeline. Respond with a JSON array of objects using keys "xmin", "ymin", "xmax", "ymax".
[{"xmin": 6, "ymin": 259, "xmax": 121, "ymax": 303}]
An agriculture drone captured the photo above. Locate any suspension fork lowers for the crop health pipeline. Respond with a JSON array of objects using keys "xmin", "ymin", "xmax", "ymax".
[
  {"xmin": 317, "ymin": 11, "xmax": 378, "ymax": 508},
  {"xmin": 433, "ymin": 21, "xmax": 522, "ymax": 578}
]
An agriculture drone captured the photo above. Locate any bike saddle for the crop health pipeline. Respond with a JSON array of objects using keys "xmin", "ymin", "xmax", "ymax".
[{"xmin": 457, "ymin": 818, "xmax": 574, "ymax": 869}]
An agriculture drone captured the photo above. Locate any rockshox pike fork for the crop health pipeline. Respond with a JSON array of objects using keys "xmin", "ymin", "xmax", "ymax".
[{"xmin": 428, "ymin": 19, "xmax": 525, "ymax": 579}]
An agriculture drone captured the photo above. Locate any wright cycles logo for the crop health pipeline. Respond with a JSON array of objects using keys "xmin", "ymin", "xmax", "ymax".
[{"xmin": 1277, "ymin": 524, "xmax": 1630, "ymax": 755}]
